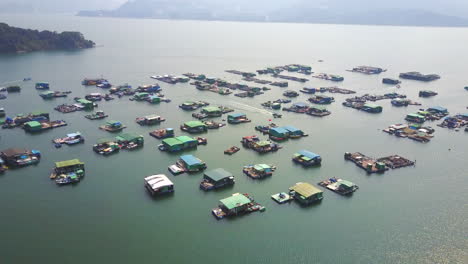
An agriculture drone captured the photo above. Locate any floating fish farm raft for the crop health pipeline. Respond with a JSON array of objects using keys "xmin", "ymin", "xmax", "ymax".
[{"xmin": 344, "ymin": 152, "xmax": 414, "ymax": 173}]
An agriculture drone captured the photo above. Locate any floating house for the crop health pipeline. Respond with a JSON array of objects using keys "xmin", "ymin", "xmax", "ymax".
[
  {"xmin": 115, "ymin": 132, "xmax": 144, "ymax": 149},
  {"xmin": 136, "ymin": 115, "xmax": 165, "ymax": 126},
  {"xmin": 241, "ymin": 136, "xmax": 281, "ymax": 153},
  {"xmin": 307, "ymin": 106, "xmax": 331, "ymax": 117},
  {"xmin": 213, "ymin": 193, "xmax": 252, "ymax": 218},
  {"xmin": 93, "ymin": 138, "xmax": 120, "ymax": 155},
  {"xmin": 212, "ymin": 193, "xmax": 264, "ymax": 219},
  {"xmin": 35, "ymin": 82, "xmax": 49, "ymax": 89},
  {"xmin": 40, "ymin": 91, "xmax": 55, "ymax": 99},
  {"xmin": 144, "ymin": 174, "xmax": 174, "ymax": 196},
  {"xmin": 85, "ymin": 111, "xmax": 108, "ymax": 120},
  {"xmin": 137, "ymin": 84, "xmax": 161, "ymax": 93},
  {"xmin": 308, "ymin": 95, "xmax": 334, "ymax": 104},
  {"xmin": 283, "ymin": 90, "xmax": 299, "ymax": 97},
  {"xmin": 147, "ymin": 95, "xmax": 161, "ymax": 104},
  {"xmin": 180, "ymin": 121, "xmax": 208, "ymax": 133},
  {"xmin": 227, "ymin": 113, "xmax": 250, "ymax": 124},
  {"xmin": 100, "ymin": 120, "xmax": 126, "ymax": 132},
  {"xmin": 133, "ymin": 92, "xmax": 150, "ymax": 101},
  {"xmin": 176, "ymin": 155, "xmax": 207, "ymax": 172},
  {"xmin": 293, "ymin": 150, "xmax": 322, "ymax": 167},
  {"xmin": 361, "ymin": 103, "xmax": 383, "ymax": 113},
  {"xmin": 391, "ymin": 98, "xmax": 410, "ymax": 107},
  {"xmin": 289, "ymin": 182, "xmax": 323, "ymax": 205},
  {"xmin": 76, "ymin": 99, "xmax": 95, "ymax": 110},
  {"xmin": 383, "ymin": 78, "xmax": 401, "ymax": 85},
  {"xmin": 158, "ymin": 135, "xmax": 199, "ymax": 152},
  {"xmin": 283, "ymin": 126, "xmax": 305, "ymax": 138},
  {"xmin": 405, "ymin": 113, "xmax": 426, "ymax": 123},
  {"xmin": 200, "ymin": 168, "xmax": 235, "ymax": 191},
  {"xmin": 318, "ymin": 178, "xmax": 358, "ymax": 195},
  {"xmin": 269, "ymin": 127, "xmax": 290, "ymax": 141},
  {"xmin": 243, "ymin": 164, "xmax": 276, "ymax": 179},
  {"xmin": 283, "ymin": 102, "xmax": 309, "ymax": 113},
  {"xmin": 419, "ymin": 90, "xmax": 438, "ymax": 97},
  {"xmin": 427, "ymin": 106, "xmax": 448, "ymax": 115},
  {"xmin": 201, "ymin": 106, "xmax": 222, "ymax": 117},
  {"xmin": 0, "ymin": 148, "xmax": 41, "ymax": 167},
  {"xmin": 50, "ymin": 159, "xmax": 85, "ymax": 185},
  {"xmin": 23, "ymin": 121, "xmax": 42, "ymax": 132},
  {"xmin": 267, "ymin": 126, "xmax": 305, "ymax": 140}
]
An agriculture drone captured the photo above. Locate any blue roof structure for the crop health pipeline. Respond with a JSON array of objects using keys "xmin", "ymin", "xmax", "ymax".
[
  {"xmin": 298, "ymin": 150, "xmax": 320, "ymax": 159},
  {"xmin": 229, "ymin": 113, "xmax": 246, "ymax": 118},
  {"xmin": 270, "ymin": 127, "xmax": 289, "ymax": 134},
  {"xmin": 180, "ymin": 155, "xmax": 202, "ymax": 166},
  {"xmin": 283, "ymin": 126, "xmax": 301, "ymax": 133},
  {"xmin": 428, "ymin": 106, "xmax": 448, "ymax": 112}
]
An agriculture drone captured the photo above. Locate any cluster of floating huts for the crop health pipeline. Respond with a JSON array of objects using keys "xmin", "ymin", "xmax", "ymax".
[{"xmin": 1, "ymin": 62, "xmax": 466, "ymax": 221}]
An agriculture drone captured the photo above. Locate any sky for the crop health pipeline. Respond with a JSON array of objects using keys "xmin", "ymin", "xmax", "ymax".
[{"xmin": 1, "ymin": 0, "xmax": 468, "ymax": 19}]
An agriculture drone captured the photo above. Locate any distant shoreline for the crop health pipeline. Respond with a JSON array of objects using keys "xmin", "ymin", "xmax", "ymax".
[{"xmin": 75, "ymin": 13, "xmax": 468, "ymax": 29}]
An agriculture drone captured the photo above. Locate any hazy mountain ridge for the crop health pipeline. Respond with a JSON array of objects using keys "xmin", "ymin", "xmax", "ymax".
[{"xmin": 76, "ymin": 0, "xmax": 468, "ymax": 27}]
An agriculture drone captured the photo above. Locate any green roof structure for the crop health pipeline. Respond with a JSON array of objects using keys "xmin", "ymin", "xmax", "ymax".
[
  {"xmin": 184, "ymin": 121, "xmax": 206, "ymax": 128},
  {"xmin": 175, "ymin": 135, "xmax": 196, "ymax": 144},
  {"xmin": 24, "ymin": 121, "xmax": 42, "ymax": 129},
  {"xmin": 162, "ymin": 138, "xmax": 183, "ymax": 147},
  {"xmin": 220, "ymin": 194, "xmax": 251, "ymax": 210},
  {"xmin": 115, "ymin": 132, "xmax": 143, "ymax": 142}
]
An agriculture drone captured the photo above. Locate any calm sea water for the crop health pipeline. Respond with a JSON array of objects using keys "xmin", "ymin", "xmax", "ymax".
[{"xmin": 0, "ymin": 14, "xmax": 467, "ymax": 264}]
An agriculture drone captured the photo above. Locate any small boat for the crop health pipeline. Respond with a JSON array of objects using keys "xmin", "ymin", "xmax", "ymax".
[
  {"xmin": 272, "ymin": 113, "xmax": 282, "ymax": 118},
  {"xmin": 168, "ymin": 164, "xmax": 184, "ymax": 175},
  {"xmin": 196, "ymin": 137, "xmax": 207, "ymax": 145},
  {"xmin": 85, "ymin": 111, "xmax": 108, "ymax": 120},
  {"xmin": 23, "ymin": 77, "xmax": 32, "ymax": 81},
  {"xmin": 224, "ymin": 146, "xmax": 240, "ymax": 155}
]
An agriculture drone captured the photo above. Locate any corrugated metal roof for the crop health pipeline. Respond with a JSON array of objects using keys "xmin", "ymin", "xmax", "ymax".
[
  {"xmin": 180, "ymin": 155, "xmax": 203, "ymax": 166},
  {"xmin": 204, "ymin": 168, "xmax": 233, "ymax": 182},
  {"xmin": 428, "ymin": 106, "xmax": 447, "ymax": 112},
  {"xmin": 162, "ymin": 138, "xmax": 182, "ymax": 147},
  {"xmin": 184, "ymin": 121, "xmax": 205, "ymax": 128},
  {"xmin": 175, "ymin": 136, "xmax": 196, "ymax": 144},
  {"xmin": 297, "ymin": 150, "xmax": 320, "ymax": 159},
  {"xmin": 283, "ymin": 126, "xmax": 301, "ymax": 133},
  {"xmin": 270, "ymin": 127, "xmax": 289, "ymax": 134},
  {"xmin": 290, "ymin": 182, "xmax": 322, "ymax": 197},
  {"xmin": 55, "ymin": 159, "xmax": 83, "ymax": 168},
  {"xmin": 220, "ymin": 193, "xmax": 251, "ymax": 210},
  {"xmin": 116, "ymin": 132, "xmax": 142, "ymax": 142},
  {"xmin": 228, "ymin": 113, "xmax": 246, "ymax": 118},
  {"xmin": 144, "ymin": 174, "xmax": 173, "ymax": 190}
]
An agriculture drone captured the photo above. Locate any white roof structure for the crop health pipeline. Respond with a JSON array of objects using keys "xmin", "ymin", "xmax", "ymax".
[{"xmin": 144, "ymin": 174, "xmax": 173, "ymax": 191}]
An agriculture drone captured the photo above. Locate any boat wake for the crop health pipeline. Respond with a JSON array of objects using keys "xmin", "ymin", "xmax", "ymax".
[{"xmin": 228, "ymin": 101, "xmax": 272, "ymax": 116}]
